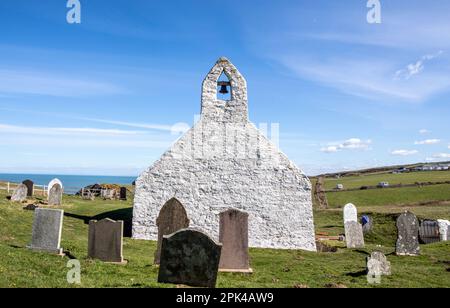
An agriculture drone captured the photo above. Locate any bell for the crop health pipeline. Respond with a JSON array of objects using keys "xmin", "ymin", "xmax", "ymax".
[{"xmin": 218, "ymin": 81, "xmax": 230, "ymax": 94}]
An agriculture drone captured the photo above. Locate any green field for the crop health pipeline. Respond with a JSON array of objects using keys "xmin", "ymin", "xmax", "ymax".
[{"xmin": 1, "ymin": 188, "xmax": 449, "ymax": 288}]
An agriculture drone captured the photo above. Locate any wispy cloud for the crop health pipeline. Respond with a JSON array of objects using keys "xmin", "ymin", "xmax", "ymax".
[
  {"xmin": 414, "ymin": 139, "xmax": 441, "ymax": 145},
  {"xmin": 395, "ymin": 51, "xmax": 444, "ymax": 80},
  {"xmin": 432, "ymin": 153, "xmax": 450, "ymax": 159},
  {"xmin": 391, "ymin": 149, "xmax": 418, "ymax": 156},
  {"xmin": 321, "ymin": 138, "xmax": 372, "ymax": 153},
  {"xmin": 419, "ymin": 129, "xmax": 431, "ymax": 135}
]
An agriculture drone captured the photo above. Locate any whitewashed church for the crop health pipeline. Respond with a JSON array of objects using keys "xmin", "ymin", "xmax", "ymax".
[{"xmin": 132, "ymin": 57, "xmax": 316, "ymax": 251}]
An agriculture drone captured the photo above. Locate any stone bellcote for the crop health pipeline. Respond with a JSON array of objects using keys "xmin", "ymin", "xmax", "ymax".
[{"xmin": 201, "ymin": 57, "xmax": 248, "ymax": 123}]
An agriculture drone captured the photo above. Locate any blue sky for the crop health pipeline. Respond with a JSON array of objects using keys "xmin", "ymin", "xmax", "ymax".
[{"xmin": 0, "ymin": 0, "xmax": 449, "ymax": 176}]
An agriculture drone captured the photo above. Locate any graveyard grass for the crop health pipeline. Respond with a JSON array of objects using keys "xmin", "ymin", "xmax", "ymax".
[{"xmin": 1, "ymin": 188, "xmax": 450, "ymax": 288}]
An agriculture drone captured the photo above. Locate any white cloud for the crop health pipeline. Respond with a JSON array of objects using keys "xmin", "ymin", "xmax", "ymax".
[
  {"xmin": 321, "ymin": 138, "xmax": 372, "ymax": 153},
  {"xmin": 432, "ymin": 153, "xmax": 450, "ymax": 159},
  {"xmin": 419, "ymin": 129, "xmax": 431, "ymax": 135},
  {"xmin": 395, "ymin": 51, "xmax": 444, "ymax": 80},
  {"xmin": 414, "ymin": 139, "xmax": 441, "ymax": 145},
  {"xmin": 391, "ymin": 150, "xmax": 418, "ymax": 156}
]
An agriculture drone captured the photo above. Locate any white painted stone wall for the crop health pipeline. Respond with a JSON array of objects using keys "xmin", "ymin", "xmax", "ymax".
[{"xmin": 132, "ymin": 57, "xmax": 317, "ymax": 251}]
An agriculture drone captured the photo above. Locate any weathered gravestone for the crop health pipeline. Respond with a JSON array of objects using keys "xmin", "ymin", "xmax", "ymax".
[
  {"xmin": 361, "ymin": 215, "xmax": 373, "ymax": 234},
  {"xmin": 28, "ymin": 208, "xmax": 64, "ymax": 255},
  {"xmin": 154, "ymin": 198, "xmax": 190, "ymax": 265},
  {"xmin": 437, "ymin": 220, "xmax": 450, "ymax": 241},
  {"xmin": 48, "ymin": 184, "xmax": 63, "ymax": 206},
  {"xmin": 119, "ymin": 187, "xmax": 127, "ymax": 201},
  {"xmin": 419, "ymin": 220, "xmax": 440, "ymax": 244},
  {"xmin": 22, "ymin": 180, "xmax": 34, "ymax": 197},
  {"xmin": 11, "ymin": 184, "xmax": 28, "ymax": 202},
  {"xmin": 344, "ymin": 221, "xmax": 365, "ymax": 248},
  {"xmin": 219, "ymin": 209, "xmax": 252, "ymax": 273},
  {"xmin": 344, "ymin": 203, "xmax": 358, "ymax": 224},
  {"xmin": 158, "ymin": 229, "xmax": 222, "ymax": 288},
  {"xmin": 88, "ymin": 219, "xmax": 126, "ymax": 264},
  {"xmin": 396, "ymin": 211, "xmax": 420, "ymax": 256},
  {"xmin": 366, "ymin": 251, "xmax": 391, "ymax": 276}
]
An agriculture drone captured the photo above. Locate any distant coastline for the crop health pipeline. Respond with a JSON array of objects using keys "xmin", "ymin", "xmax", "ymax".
[{"xmin": 0, "ymin": 173, "xmax": 137, "ymax": 195}]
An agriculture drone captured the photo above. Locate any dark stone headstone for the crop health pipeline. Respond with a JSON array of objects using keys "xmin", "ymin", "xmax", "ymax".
[
  {"xmin": 88, "ymin": 219, "xmax": 125, "ymax": 263},
  {"xmin": 28, "ymin": 208, "xmax": 64, "ymax": 254},
  {"xmin": 158, "ymin": 229, "xmax": 222, "ymax": 288},
  {"xmin": 48, "ymin": 184, "xmax": 62, "ymax": 206},
  {"xmin": 11, "ymin": 184, "xmax": 28, "ymax": 202},
  {"xmin": 419, "ymin": 220, "xmax": 440, "ymax": 244},
  {"xmin": 219, "ymin": 209, "xmax": 251, "ymax": 273},
  {"xmin": 344, "ymin": 221, "xmax": 365, "ymax": 248},
  {"xmin": 22, "ymin": 180, "xmax": 34, "ymax": 197},
  {"xmin": 396, "ymin": 211, "xmax": 420, "ymax": 256},
  {"xmin": 119, "ymin": 187, "xmax": 127, "ymax": 200},
  {"xmin": 154, "ymin": 198, "xmax": 190, "ymax": 265}
]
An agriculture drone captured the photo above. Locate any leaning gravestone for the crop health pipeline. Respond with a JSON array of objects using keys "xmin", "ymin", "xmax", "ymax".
[
  {"xmin": 158, "ymin": 229, "xmax": 222, "ymax": 288},
  {"xmin": 344, "ymin": 203, "xmax": 358, "ymax": 224},
  {"xmin": 11, "ymin": 184, "xmax": 28, "ymax": 202},
  {"xmin": 366, "ymin": 251, "xmax": 391, "ymax": 276},
  {"xmin": 396, "ymin": 211, "xmax": 420, "ymax": 256},
  {"xmin": 88, "ymin": 219, "xmax": 126, "ymax": 263},
  {"xmin": 344, "ymin": 221, "xmax": 365, "ymax": 248},
  {"xmin": 28, "ymin": 208, "xmax": 64, "ymax": 255},
  {"xmin": 154, "ymin": 198, "xmax": 190, "ymax": 265},
  {"xmin": 48, "ymin": 184, "xmax": 63, "ymax": 206},
  {"xmin": 219, "ymin": 209, "xmax": 252, "ymax": 273},
  {"xmin": 419, "ymin": 220, "xmax": 440, "ymax": 244},
  {"xmin": 22, "ymin": 180, "xmax": 34, "ymax": 197}
]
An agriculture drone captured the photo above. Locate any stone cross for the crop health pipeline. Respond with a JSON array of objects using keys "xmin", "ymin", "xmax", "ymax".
[
  {"xmin": 28, "ymin": 208, "xmax": 64, "ymax": 255},
  {"xmin": 158, "ymin": 229, "xmax": 222, "ymax": 288},
  {"xmin": 343, "ymin": 203, "xmax": 358, "ymax": 224},
  {"xmin": 344, "ymin": 221, "xmax": 365, "ymax": 248},
  {"xmin": 396, "ymin": 211, "xmax": 420, "ymax": 256},
  {"xmin": 11, "ymin": 184, "xmax": 28, "ymax": 202},
  {"xmin": 22, "ymin": 180, "xmax": 34, "ymax": 197},
  {"xmin": 219, "ymin": 209, "xmax": 252, "ymax": 273},
  {"xmin": 154, "ymin": 198, "xmax": 190, "ymax": 265},
  {"xmin": 88, "ymin": 219, "xmax": 126, "ymax": 264}
]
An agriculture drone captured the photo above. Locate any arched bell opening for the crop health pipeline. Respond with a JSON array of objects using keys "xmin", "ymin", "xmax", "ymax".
[{"xmin": 217, "ymin": 71, "xmax": 232, "ymax": 101}]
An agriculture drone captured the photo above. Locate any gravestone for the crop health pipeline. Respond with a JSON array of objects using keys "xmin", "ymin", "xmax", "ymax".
[
  {"xmin": 154, "ymin": 198, "xmax": 190, "ymax": 265},
  {"xmin": 344, "ymin": 221, "xmax": 365, "ymax": 248},
  {"xmin": 219, "ymin": 209, "xmax": 252, "ymax": 273},
  {"xmin": 367, "ymin": 251, "xmax": 391, "ymax": 277},
  {"xmin": 119, "ymin": 187, "xmax": 127, "ymax": 201},
  {"xmin": 28, "ymin": 208, "xmax": 64, "ymax": 255},
  {"xmin": 361, "ymin": 215, "xmax": 373, "ymax": 234},
  {"xmin": 48, "ymin": 184, "xmax": 63, "ymax": 206},
  {"xmin": 11, "ymin": 184, "xmax": 28, "ymax": 202},
  {"xmin": 158, "ymin": 229, "xmax": 222, "ymax": 288},
  {"xmin": 419, "ymin": 220, "xmax": 440, "ymax": 244},
  {"xmin": 88, "ymin": 219, "xmax": 126, "ymax": 263},
  {"xmin": 22, "ymin": 180, "xmax": 34, "ymax": 197},
  {"xmin": 396, "ymin": 211, "xmax": 420, "ymax": 256},
  {"xmin": 437, "ymin": 220, "xmax": 450, "ymax": 241},
  {"xmin": 343, "ymin": 203, "xmax": 358, "ymax": 224}
]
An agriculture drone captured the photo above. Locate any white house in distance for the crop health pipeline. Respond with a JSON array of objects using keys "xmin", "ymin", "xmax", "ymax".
[{"xmin": 132, "ymin": 57, "xmax": 317, "ymax": 251}]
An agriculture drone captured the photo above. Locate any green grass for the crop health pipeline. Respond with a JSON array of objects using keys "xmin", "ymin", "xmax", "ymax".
[
  {"xmin": 324, "ymin": 170, "xmax": 450, "ymax": 190},
  {"xmin": 0, "ymin": 191, "xmax": 449, "ymax": 288}
]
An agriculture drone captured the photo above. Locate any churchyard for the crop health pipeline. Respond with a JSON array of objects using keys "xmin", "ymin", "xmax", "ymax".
[{"xmin": 1, "ymin": 180, "xmax": 449, "ymax": 288}]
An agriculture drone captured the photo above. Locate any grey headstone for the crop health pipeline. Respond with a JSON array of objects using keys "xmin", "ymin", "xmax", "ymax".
[
  {"xmin": 343, "ymin": 203, "xmax": 358, "ymax": 224},
  {"xmin": 419, "ymin": 220, "xmax": 440, "ymax": 244},
  {"xmin": 366, "ymin": 251, "xmax": 391, "ymax": 276},
  {"xmin": 219, "ymin": 209, "xmax": 251, "ymax": 272},
  {"xmin": 396, "ymin": 211, "xmax": 420, "ymax": 256},
  {"xmin": 22, "ymin": 180, "xmax": 34, "ymax": 197},
  {"xmin": 158, "ymin": 229, "xmax": 222, "ymax": 288},
  {"xmin": 154, "ymin": 198, "xmax": 190, "ymax": 265},
  {"xmin": 344, "ymin": 221, "xmax": 365, "ymax": 248},
  {"xmin": 28, "ymin": 208, "xmax": 64, "ymax": 254},
  {"xmin": 119, "ymin": 187, "xmax": 127, "ymax": 200},
  {"xmin": 48, "ymin": 184, "xmax": 62, "ymax": 206},
  {"xmin": 11, "ymin": 184, "xmax": 28, "ymax": 202},
  {"xmin": 361, "ymin": 215, "xmax": 373, "ymax": 234},
  {"xmin": 88, "ymin": 219, "xmax": 125, "ymax": 263}
]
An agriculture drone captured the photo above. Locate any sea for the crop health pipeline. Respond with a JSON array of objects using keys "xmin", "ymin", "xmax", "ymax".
[{"xmin": 0, "ymin": 173, "xmax": 137, "ymax": 195}]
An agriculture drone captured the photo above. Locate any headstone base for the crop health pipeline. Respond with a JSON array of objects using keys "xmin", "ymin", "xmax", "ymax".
[
  {"xmin": 219, "ymin": 268, "xmax": 253, "ymax": 274},
  {"xmin": 27, "ymin": 246, "xmax": 65, "ymax": 256}
]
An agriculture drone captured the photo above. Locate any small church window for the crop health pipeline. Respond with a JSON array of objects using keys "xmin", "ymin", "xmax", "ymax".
[{"xmin": 217, "ymin": 72, "xmax": 231, "ymax": 101}]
